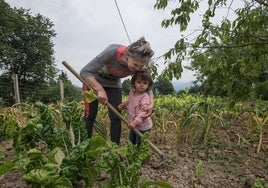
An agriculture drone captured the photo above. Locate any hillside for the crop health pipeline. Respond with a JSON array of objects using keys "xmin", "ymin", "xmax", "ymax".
[{"xmin": 172, "ymin": 81, "xmax": 193, "ymax": 91}]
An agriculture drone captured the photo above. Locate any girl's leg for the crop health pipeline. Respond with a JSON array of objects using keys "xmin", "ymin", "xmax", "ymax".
[
  {"xmin": 129, "ymin": 130, "xmax": 136, "ymax": 145},
  {"xmin": 105, "ymin": 87, "xmax": 122, "ymax": 145},
  {"xmin": 136, "ymin": 129, "xmax": 151, "ymax": 146}
]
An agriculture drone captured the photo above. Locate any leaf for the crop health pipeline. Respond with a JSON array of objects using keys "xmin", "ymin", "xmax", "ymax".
[
  {"xmin": 82, "ymin": 90, "xmax": 96, "ymax": 103},
  {"xmin": 54, "ymin": 148, "xmax": 65, "ymax": 169},
  {"xmin": 0, "ymin": 162, "xmax": 15, "ymax": 177},
  {"xmin": 69, "ymin": 124, "xmax": 75, "ymax": 147},
  {"xmin": 53, "ymin": 176, "xmax": 73, "ymax": 188}
]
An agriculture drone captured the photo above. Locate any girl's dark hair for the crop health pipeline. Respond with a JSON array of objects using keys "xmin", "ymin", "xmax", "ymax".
[
  {"xmin": 126, "ymin": 37, "xmax": 154, "ymax": 64},
  {"xmin": 131, "ymin": 70, "xmax": 153, "ymax": 90}
]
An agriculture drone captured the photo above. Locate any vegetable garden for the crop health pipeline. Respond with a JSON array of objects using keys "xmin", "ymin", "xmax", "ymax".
[{"xmin": 0, "ymin": 94, "xmax": 268, "ymax": 187}]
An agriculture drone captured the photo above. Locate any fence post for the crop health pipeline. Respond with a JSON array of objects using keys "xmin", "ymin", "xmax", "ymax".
[
  {"xmin": 59, "ymin": 79, "xmax": 64, "ymax": 100},
  {"xmin": 12, "ymin": 74, "xmax": 21, "ymax": 103}
]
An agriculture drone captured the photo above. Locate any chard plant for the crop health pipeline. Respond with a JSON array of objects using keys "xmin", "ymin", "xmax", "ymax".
[{"xmin": 0, "ymin": 101, "xmax": 173, "ymax": 188}]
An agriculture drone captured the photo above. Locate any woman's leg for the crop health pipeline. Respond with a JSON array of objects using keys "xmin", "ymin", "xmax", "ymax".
[
  {"xmin": 84, "ymin": 99, "xmax": 99, "ymax": 138},
  {"xmin": 83, "ymin": 83, "xmax": 99, "ymax": 138},
  {"xmin": 105, "ymin": 87, "xmax": 122, "ymax": 145}
]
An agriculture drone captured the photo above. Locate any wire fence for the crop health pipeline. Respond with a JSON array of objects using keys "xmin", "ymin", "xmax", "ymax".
[{"xmin": 0, "ymin": 80, "xmax": 82, "ymax": 106}]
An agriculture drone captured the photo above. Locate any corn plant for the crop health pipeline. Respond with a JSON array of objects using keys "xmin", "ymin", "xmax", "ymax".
[
  {"xmin": 245, "ymin": 100, "xmax": 268, "ymax": 153},
  {"xmin": 177, "ymin": 99, "xmax": 225, "ymax": 146},
  {"xmin": 247, "ymin": 113, "xmax": 268, "ymax": 154}
]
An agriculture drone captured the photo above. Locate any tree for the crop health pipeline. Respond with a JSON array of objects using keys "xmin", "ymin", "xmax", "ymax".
[
  {"xmin": 38, "ymin": 71, "xmax": 82, "ymax": 104},
  {"xmin": 154, "ymin": 0, "xmax": 268, "ymax": 99},
  {"xmin": 122, "ymin": 79, "xmax": 131, "ymax": 95},
  {"xmin": 0, "ymin": 0, "xmax": 57, "ymax": 104},
  {"xmin": 153, "ymin": 77, "xmax": 175, "ymax": 95}
]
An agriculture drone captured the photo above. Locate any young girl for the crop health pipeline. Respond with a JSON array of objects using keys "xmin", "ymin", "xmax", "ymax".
[{"xmin": 118, "ymin": 70, "xmax": 153, "ymax": 145}]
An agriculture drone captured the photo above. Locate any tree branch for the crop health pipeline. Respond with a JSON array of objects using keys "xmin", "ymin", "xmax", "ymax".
[{"xmin": 254, "ymin": 0, "xmax": 268, "ymax": 7}]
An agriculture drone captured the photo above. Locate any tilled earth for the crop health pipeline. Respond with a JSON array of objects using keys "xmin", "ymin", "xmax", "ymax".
[{"xmin": 1, "ymin": 120, "xmax": 268, "ymax": 188}]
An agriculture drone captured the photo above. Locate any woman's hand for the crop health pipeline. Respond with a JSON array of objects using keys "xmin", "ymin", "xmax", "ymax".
[
  {"xmin": 141, "ymin": 103, "xmax": 153, "ymax": 118},
  {"xmin": 85, "ymin": 76, "xmax": 108, "ymax": 104},
  {"xmin": 141, "ymin": 93, "xmax": 154, "ymax": 118},
  {"xmin": 97, "ymin": 89, "xmax": 108, "ymax": 104}
]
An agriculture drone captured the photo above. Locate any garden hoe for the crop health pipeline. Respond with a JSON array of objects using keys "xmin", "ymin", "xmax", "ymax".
[{"xmin": 62, "ymin": 60, "xmax": 166, "ymax": 168}]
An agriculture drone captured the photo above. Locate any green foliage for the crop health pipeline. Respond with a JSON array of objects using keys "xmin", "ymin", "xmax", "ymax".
[
  {"xmin": 255, "ymin": 80, "xmax": 268, "ymax": 100},
  {"xmin": 0, "ymin": 162, "xmax": 15, "ymax": 177},
  {"xmin": 13, "ymin": 148, "xmax": 72, "ymax": 187},
  {"xmin": 122, "ymin": 78, "xmax": 131, "ymax": 95},
  {"xmin": 98, "ymin": 134, "xmax": 151, "ymax": 187},
  {"xmin": 60, "ymin": 137, "xmax": 107, "ymax": 187},
  {"xmin": 154, "ymin": 77, "xmax": 175, "ymax": 95},
  {"xmin": 252, "ymin": 178, "xmax": 268, "ymax": 188},
  {"xmin": 0, "ymin": 0, "xmax": 57, "ymax": 103},
  {"xmin": 0, "ymin": 101, "xmax": 173, "ymax": 187},
  {"xmin": 82, "ymin": 89, "xmax": 96, "ymax": 103},
  {"xmin": 60, "ymin": 101, "xmax": 87, "ymax": 149},
  {"xmin": 0, "ymin": 1, "xmax": 81, "ymax": 105},
  {"xmin": 14, "ymin": 102, "xmax": 86, "ymax": 153},
  {"xmin": 195, "ymin": 160, "xmax": 204, "ymax": 179},
  {"xmin": 154, "ymin": 0, "xmax": 268, "ymax": 100},
  {"xmin": 0, "ymin": 115, "xmax": 18, "ymax": 142},
  {"xmin": 176, "ymin": 98, "xmax": 225, "ymax": 145},
  {"xmin": 93, "ymin": 120, "xmax": 108, "ymax": 139}
]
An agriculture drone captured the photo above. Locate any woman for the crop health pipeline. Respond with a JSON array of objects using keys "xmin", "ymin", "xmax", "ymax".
[{"xmin": 80, "ymin": 37, "xmax": 154, "ymax": 145}]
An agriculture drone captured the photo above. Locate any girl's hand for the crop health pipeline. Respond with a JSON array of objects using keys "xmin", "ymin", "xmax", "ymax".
[
  {"xmin": 118, "ymin": 103, "xmax": 125, "ymax": 111},
  {"xmin": 129, "ymin": 122, "xmax": 136, "ymax": 129}
]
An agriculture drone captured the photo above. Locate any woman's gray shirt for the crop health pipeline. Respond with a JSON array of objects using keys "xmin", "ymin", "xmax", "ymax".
[{"xmin": 80, "ymin": 44, "xmax": 132, "ymax": 88}]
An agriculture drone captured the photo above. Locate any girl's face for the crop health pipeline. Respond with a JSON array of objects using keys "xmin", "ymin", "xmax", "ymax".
[
  {"xmin": 127, "ymin": 57, "xmax": 146, "ymax": 72},
  {"xmin": 134, "ymin": 77, "xmax": 149, "ymax": 94}
]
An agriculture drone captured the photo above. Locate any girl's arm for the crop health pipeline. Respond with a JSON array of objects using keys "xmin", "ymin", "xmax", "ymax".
[{"xmin": 133, "ymin": 95, "xmax": 151, "ymax": 125}]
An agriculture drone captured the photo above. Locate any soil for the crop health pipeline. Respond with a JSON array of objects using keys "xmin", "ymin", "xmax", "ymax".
[{"xmin": 0, "ymin": 117, "xmax": 267, "ymax": 188}]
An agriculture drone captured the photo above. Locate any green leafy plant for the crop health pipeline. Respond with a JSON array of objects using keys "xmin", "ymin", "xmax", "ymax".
[
  {"xmin": 252, "ymin": 178, "xmax": 268, "ymax": 188},
  {"xmin": 1, "ymin": 101, "xmax": 174, "ymax": 187},
  {"xmin": 177, "ymin": 99, "xmax": 225, "ymax": 146},
  {"xmin": 60, "ymin": 137, "xmax": 108, "ymax": 187},
  {"xmin": 196, "ymin": 160, "xmax": 204, "ymax": 179}
]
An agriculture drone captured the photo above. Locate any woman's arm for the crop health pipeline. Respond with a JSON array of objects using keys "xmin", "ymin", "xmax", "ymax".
[
  {"xmin": 84, "ymin": 76, "xmax": 108, "ymax": 104},
  {"xmin": 142, "ymin": 93, "xmax": 154, "ymax": 118}
]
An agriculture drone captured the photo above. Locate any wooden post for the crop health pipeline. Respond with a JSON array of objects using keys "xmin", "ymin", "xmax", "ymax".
[
  {"xmin": 12, "ymin": 74, "xmax": 20, "ymax": 103},
  {"xmin": 59, "ymin": 79, "xmax": 64, "ymax": 100}
]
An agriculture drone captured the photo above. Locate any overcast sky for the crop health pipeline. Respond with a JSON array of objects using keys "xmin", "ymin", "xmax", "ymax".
[{"xmin": 5, "ymin": 0, "xmax": 237, "ymax": 86}]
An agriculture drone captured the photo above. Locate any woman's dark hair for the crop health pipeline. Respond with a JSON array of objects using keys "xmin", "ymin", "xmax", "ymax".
[
  {"xmin": 131, "ymin": 70, "xmax": 153, "ymax": 90},
  {"xmin": 126, "ymin": 37, "xmax": 154, "ymax": 64}
]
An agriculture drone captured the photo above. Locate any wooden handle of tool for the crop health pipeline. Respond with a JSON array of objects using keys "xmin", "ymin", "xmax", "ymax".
[{"xmin": 62, "ymin": 61, "xmax": 165, "ymax": 158}]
